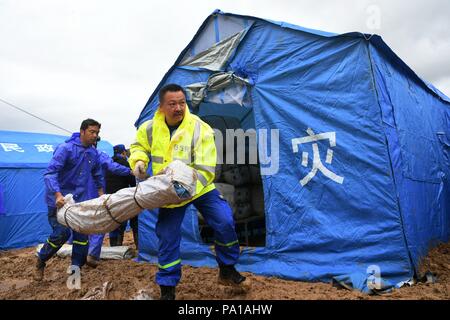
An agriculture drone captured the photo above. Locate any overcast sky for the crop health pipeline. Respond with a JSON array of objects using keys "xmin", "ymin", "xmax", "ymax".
[{"xmin": 1, "ymin": 0, "xmax": 449, "ymax": 147}]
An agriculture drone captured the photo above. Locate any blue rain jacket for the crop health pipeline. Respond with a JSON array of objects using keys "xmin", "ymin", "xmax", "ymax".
[
  {"xmin": 98, "ymin": 151, "xmax": 130, "ymax": 184},
  {"xmin": 44, "ymin": 133, "xmax": 104, "ymax": 207}
]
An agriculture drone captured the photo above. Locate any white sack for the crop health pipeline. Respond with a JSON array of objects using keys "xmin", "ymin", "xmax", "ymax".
[
  {"xmin": 35, "ymin": 244, "xmax": 135, "ymax": 260},
  {"xmin": 57, "ymin": 160, "xmax": 197, "ymax": 235}
]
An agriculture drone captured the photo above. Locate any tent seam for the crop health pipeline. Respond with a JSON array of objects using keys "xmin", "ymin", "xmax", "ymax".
[{"xmin": 365, "ymin": 40, "xmax": 416, "ymax": 279}]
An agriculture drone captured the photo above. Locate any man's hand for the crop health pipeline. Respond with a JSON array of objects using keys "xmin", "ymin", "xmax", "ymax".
[
  {"xmin": 55, "ymin": 192, "xmax": 65, "ymax": 209},
  {"xmin": 133, "ymin": 161, "xmax": 148, "ymax": 180}
]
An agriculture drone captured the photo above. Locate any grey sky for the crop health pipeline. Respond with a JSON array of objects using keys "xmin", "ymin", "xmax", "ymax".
[{"xmin": 1, "ymin": 0, "xmax": 449, "ymax": 147}]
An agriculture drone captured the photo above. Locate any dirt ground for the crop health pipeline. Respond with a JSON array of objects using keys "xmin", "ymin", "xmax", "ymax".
[{"xmin": 0, "ymin": 233, "xmax": 448, "ymax": 300}]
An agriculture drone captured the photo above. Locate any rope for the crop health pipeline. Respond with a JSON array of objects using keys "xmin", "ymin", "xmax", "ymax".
[
  {"xmin": 0, "ymin": 97, "xmax": 72, "ymax": 134},
  {"xmin": 62, "ymin": 182, "xmax": 146, "ymax": 232},
  {"xmin": 133, "ymin": 181, "xmax": 145, "ymax": 210},
  {"xmin": 102, "ymin": 195, "xmax": 122, "ymax": 226}
]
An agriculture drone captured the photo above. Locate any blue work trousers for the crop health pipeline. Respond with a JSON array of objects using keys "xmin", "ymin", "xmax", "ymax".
[
  {"xmin": 88, "ymin": 234, "xmax": 105, "ymax": 260},
  {"xmin": 156, "ymin": 189, "xmax": 240, "ymax": 286},
  {"xmin": 38, "ymin": 207, "xmax": 89, "ymax": 267}
]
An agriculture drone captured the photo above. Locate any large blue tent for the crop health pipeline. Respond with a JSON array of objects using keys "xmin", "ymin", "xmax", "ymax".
[
  {"xmin": 0, "ymin": 130, "xmax": 113, "ymax": 250},
  {"xmin": 135, "ymin": 10, "xmax": 450, "ymax": 292}
]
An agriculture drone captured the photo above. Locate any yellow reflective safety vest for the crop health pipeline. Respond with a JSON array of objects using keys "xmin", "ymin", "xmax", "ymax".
[{"xmin": 129, "ymin": 106, "xmax": 216, "ymax": 208}]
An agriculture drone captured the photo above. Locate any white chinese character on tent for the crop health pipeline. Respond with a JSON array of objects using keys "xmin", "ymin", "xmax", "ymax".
[
  {"xmin": 34, "ymin": 144, "xmax": 54, "ymax": 153},
  {"xmin": 291, "ymin": 128, "xmax": 344, "ymax": 187},
  {"xmin": 0, "ymin": 143, "xmax": 25, "ymax": 153}
]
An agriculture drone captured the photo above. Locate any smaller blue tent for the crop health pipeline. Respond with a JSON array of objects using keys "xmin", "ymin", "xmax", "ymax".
[{"xmin": 0, "ymin": 130, "xmax": 113, "ymax": 250}]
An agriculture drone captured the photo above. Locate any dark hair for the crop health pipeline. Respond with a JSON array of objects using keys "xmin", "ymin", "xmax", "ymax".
[
  {"xmin": 159, "ymin": 83, "xmax": 185, "ymax": 103},
  {"xmin": 80, "ymin": 118, "xmax": 101, "ymax": 131},
  {"xmin": 113, "ymin": 144, "xmax": 126, "ymax": 154}
]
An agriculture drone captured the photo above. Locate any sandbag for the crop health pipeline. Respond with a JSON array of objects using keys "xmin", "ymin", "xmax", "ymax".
[
  {"xmin": 235, "ymin": 203, "xmax": 252, "ymax": 220},
  {"xmin": 249, "ymin": 164, "xmax": 262, "ymax": 185},
  {"xmin": 57, "ymin": 160, "xmax": 197, "ymax": 235},
  {"xmin": 251, "ymin": 184, "xmax": 265, "ymax": 217},
  {"xmin": 215, "ymin": 183, "xmax": 236, "ymax": 212},
  {"xmin": 214, "ymin": 164, "xmax": 222, "ymax": 182},
  {"xmin": 201, "ymin": 115, "xmax": 241, "ymax": 166},
  {"xmin": 222, "ymin": 165, "xmax": 251, "ymax": 186},
  {"xmin": 35, "ymin": 244, "xmax": 135, "ymax": 260},
  {"xmin": 234, "ymin": 186, "xmax": 250, "ymax": 204},
  {"xmin": 198, "ymin": 183, "xmax": 235, "ymax": 222}
]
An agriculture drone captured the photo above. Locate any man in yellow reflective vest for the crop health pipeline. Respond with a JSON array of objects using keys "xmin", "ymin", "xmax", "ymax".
[{"xmin": 129, "ymin": 84, "xmax": 248, "ymax": 300}]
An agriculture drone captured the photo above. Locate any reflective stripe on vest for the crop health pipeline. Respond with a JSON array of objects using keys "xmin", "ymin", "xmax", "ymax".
[
  {"xmin": 193, "ymin": 164, "xmax": 215, "ymax": 173},
  {"xmin": 151, "ymin": 155, "xmax": 164, "ymax": 163},
  {"xmin": 173, "ymin": 157, "xmax": 190, "ymax": 164},
  {"xmin": 146, "ymin": 120, "xmax": 154, "ymax": 148},
  {"xmin": 191, "ymin": 120, "xmax": 201, "ymax": 163},
  {"xmin": 197, "ymin": 171, "xmax": 208, "ymax": 186},
  {"xmin": 189, "ymin": 120, "xmax": 208, "ymax": 185},
  {"xmin": 193, "ymin": 163, "xmax": 214, "ymax": 187}
]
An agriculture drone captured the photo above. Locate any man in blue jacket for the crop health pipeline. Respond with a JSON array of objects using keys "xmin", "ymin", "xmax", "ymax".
[
  {"xmin": 34, "ymin": 119, "xmax": 105, "ymax": 281},
  {"xmin": 86, "ymin": 144, "xmax": 134, "ymax": 267},
  {"xmin": 107, "ymin": 145, "xmax": 139, "ymax": 249}
]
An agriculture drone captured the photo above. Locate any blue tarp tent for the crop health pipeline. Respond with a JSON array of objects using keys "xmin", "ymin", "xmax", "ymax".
[
  {"xmin": 0, "ymin": 130, "xmax": 113, "ymax": 250},
  {"xmin": 135, "ymin": 10, "xmax": 450, "ymax": 292}
]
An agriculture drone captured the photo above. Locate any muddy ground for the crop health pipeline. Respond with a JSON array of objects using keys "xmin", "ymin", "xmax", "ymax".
[{"xmin": 0, "ymin": 233, "xmax": 448, "ymax": 300}]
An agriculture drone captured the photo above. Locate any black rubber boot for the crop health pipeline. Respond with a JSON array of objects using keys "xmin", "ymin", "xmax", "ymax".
[
  {"xmin": 33, "ymin": 257, "xmax": 46, "ymax": 281},
  {"xmin": 86, "ymin": 255, "xmax": 99, "ymax": 268},
  {"xmin": 218, "ymin": 265, "xmax": 246, "ymax": 286},
  {"xmin": 116, "ymin": 233, "xmax": 124, "ymax": 246},
  {"xmin": 160, "ymin": 286, "xmax": 175, "ymax": 300}
]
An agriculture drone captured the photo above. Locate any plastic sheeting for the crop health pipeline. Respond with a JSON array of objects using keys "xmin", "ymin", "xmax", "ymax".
[
  {"xmin": 134, "ymin": 10, "xmax": 450, "ymax": 292},
  {"xmin": 0, "ymin": 212, "xmax": 51, "ymax": 250},
  {"xmin": 369, "ymin": 37, "xmax": 450, "ymax": 270},
  {"xmin": 57, "ymin": 160, "xmax": 198, "ymax": 234},
  {"xmin": 181, "ymin": 12, "xmax": 254, "ymax": 61},
  {"xmin": 180, "ymin": 28, "xmax": 248, "ymax": 72}
]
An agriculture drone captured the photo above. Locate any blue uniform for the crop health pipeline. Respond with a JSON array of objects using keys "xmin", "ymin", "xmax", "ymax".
[
  {"xmin": 156, "ymin": 188, "xmax": 240, "ymax": 287},
  {"xmin": 38, "ymin": 133, "xmax": 104, "ymax": 267},
  {"xmin": 88, "ymin": 151, "xmax": 132, "ymax": 260}
]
